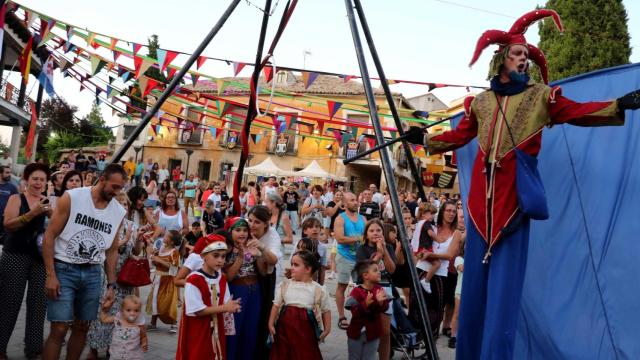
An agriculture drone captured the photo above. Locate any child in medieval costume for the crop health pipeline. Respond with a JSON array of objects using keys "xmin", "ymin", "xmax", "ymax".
[
  {"xmin": 100, "ymin": 295, "xmax": 148, "ymax": 360},
  {"xmin": 268, "ymin": 250, "xmax": 331, "ymax": 360},
  {"xmin": 147, "ymin": 229, "xmax": 181, "ymax": 332},
  {"xmin": 406, "ymin": 9, "xmax": 640, "ymax": 360},
  {"xmin": 177, "ymin": 235, "xmax": 241, "ymax": 360}
]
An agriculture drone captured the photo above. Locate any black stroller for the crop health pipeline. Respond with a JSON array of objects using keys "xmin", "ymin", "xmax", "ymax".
[{"xmin": 390, "ymin": 294, "xmax": 429, "ymax": 359}]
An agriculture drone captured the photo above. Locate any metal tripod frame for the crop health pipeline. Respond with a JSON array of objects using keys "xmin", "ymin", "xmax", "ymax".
[
  {"xmin": 108, "ymin": 0, "xmax": 242, "ymax": 165},
  {"xmin": 343, "ymin": 0, "xmax": 439, "ymax": 358}
]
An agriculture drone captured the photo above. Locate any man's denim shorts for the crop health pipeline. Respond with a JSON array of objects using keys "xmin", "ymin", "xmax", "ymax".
[{"xmin": 47, "ymin": 260, "xmax": 103, "ymax": 322}]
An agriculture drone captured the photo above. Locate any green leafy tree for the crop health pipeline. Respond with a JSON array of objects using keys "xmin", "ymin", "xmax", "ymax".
[
  {"xmin": 43, "ymin": 132, "xmax": 84, "ymax": 163},
  {"xmin": 78, "ymin": 101, "xmax": 115, "ymax": 145},
  {"xmin": 536, "ymin": 0, "xmax": 631, "ymax": 82}
]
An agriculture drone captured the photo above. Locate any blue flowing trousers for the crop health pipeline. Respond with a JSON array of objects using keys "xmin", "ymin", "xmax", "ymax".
[{"xmin": 456, "ymin": 218, "xmax": 530, "ymax": 360}]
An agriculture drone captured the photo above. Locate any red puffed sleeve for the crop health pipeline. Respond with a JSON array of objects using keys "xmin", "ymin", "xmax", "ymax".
[
  {"xmin": 426, "ymin": 96, "xmax": 478, "ymax": 155},
  {"xmin": 548, "ymin": 86, "xmax": 625, "ymax": 127}
]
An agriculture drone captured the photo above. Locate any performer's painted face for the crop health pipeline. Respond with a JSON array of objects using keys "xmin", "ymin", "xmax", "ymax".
[{"xmin": 503, "ymin": 44, "xmax": 529, "ymax": 75}]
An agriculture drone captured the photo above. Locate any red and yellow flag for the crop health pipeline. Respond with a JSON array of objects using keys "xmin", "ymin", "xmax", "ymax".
[
  {"xmin": 19, "ymin": 36, "xmax": 33, "ymax": 84},
  {"xmin": 24, "ymin": 102, "xmax": 38, "ymax": 160}
]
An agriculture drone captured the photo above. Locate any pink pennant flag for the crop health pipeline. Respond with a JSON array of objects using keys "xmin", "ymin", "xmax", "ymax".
[
  {"xmin": 316, "ymin": 120, "xmax": 325, "ymax": 135},
  {"xmin": 332, "ymin": 130, "xmax": 343, "ymax": 144},
  {"xmin": 233, "ymin": 62, "xmax": 246, "ymax": 76},
  {"xmin": 197, "ymin": 56, "xmax": 207, "ymax": 69},
  {"xmin": 327, "ymin": 100, "xmax": 343, "ymax": 119},
  {"xmin": 302, "ymin": 72, "xmax": 319, "ymax": 89},
  {"xmin": 342, "ymin": 75, "xmax": 356, "ymax": 83}
]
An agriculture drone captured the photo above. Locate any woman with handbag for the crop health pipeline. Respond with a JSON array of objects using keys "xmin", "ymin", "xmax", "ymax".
[
  {"xmin": 86, "ymin": 192, "xmax": 147, "ymax": 359},
  {"xmin": 0, "ymin": 163, "xmax": 51, "ymax": 360}
]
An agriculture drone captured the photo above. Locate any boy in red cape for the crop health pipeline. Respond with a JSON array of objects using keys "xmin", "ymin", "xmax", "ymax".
[{"xmin": 176, "ymin": 235, "xmax": 241, "ymax": 360}]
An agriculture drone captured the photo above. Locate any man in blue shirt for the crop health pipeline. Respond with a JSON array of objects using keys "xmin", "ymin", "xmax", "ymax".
[
  {"xmin": 134, "ymin": 160, "xmax": 145, "ymax": 187},
  {"xmin": 0, "ymin": 165, "xmax": 19, "ymax": 244},
  {"xmin": 183, "ymin": 174, "xmax": 198, "ymax": 218}
]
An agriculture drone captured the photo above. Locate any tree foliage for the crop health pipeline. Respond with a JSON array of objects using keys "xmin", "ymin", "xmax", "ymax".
[
  {"xmin": 43, "ymin": 132, "xmax": 84, "ymax": 163},
  {"xmin": 536, "ymin": 0, "xmax": 631, "ymax": 82}
]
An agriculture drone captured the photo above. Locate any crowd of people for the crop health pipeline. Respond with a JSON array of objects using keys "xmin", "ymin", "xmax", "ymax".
[{"xmin": 0, "ymin": 157, "xmax": 467, "ymax": 360}]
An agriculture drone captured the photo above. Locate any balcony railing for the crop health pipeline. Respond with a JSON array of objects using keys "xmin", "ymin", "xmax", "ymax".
[{"xmin": 0, "ymin": 79, "xmax": 33, "ymax": 115}]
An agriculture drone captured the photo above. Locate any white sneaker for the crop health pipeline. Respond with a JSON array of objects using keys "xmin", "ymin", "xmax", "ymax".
[{"xmin": 420, "ymin": 279, "xmax": 432, "ymax": 294}]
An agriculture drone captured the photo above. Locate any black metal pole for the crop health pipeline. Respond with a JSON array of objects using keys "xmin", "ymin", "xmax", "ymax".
[
  {"xmin": 344, "ymin": 115, "xmax": 453, "ymax": 164},
  {"xmin": 232, "ymin": 0, "xmax": 273, "ymax": 215},
  {"xmin": 108, "ymin": 0, "xmax": 242, "ymax": 165},
  {"xmin": 352, "ymin": 0, "xmax": 427, "ymax": 202},
  {"xmin": 343, "ymin": 1, "xmax": 438, "ymax": 359}
]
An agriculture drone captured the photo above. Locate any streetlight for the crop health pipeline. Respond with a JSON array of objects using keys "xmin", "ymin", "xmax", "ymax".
[
  {"xmin": 133, "ymin": 146, "xmax": 141, "ymax": 163},
  {"xmin": 184, "ymin": 149, "xmax": 194, "ymax": 178}
]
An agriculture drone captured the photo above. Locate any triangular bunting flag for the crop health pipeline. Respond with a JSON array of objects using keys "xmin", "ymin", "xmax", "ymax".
[
  {"xmin": 341, "ymin": 75, "xmax": 356, "ymax": 83},
  {"xmin": 332, "ymin": 130, "xmax": 343, "ymax": 145},
  {"xmin": 166, "ymin": 67, "xmax": 177, "ymax": 80},
  {"xmin": 263, "ymin": 67, "xmax": 274, "ymax": 83},
  {"xmin": 66, "ymin": 25, "xmax": 74, "ymax": 40},
  {"xmin": 351, "ymin": 126, "xmax": 359, "ymax": 138},
  {"xmin": 134, "ymin": 56, "xmax": 154, "ymax": 79},
  {"xmin": 232, "ymin": 62, "xmax": 246, "ymax": 76},
  {"xmin": 132, "ymin": 43, "xmax": 142, "ymax": 56},
  {"xmin": 122, "ymin": 71, "xmax": 131, "ymax": 83},
  {"xmin": 109, "ymin": 38, "xmax": 118, "ymax": 50},
  {"xmin": 302, "ymin": 72, "xmax": 319, "ymax": 89},
  {"xmin": 209, "ymin": 126, "xmax": 217, "ymax": 140},
  {"xmin": 255, "ymin": 134, "xmax": 262, "ymax": 144},
  {"xmin": 90, "ymin": 55, "xmax": 107, "ymax": 75},
  {"xmin": 60, "ymin": 58, "xmax": 73, "ymax": 72},
  {"xmin": 141, "ymin": 78, "xmax": 160, "ymax": 97},
  {"xmin": 108, "ymin": 76, "xmax": 115, "ymax": 84},
  {"xmin": 284, "ymin": 115, "xmax": 294, "ymax": 131},
  {"xmin": 196, "ymin": 56, "xmax": 207, "ymax": 69},
  {"xmin": 250, "ymin": 134, "xmax": 257, "ymax": 144},
  {"xmin": 191, "ymin": 73, "xmax": 199, "ymax": 86},
  {"xmin": 160, "ymin": 50, "xmax": 178, "ymax": 73},
  {"xmin": 216, "ymin": 79, "xmax": 228, "ymax": 95},
  {"xmin": 387, "ymin": 79, "xmax": 398, "ymax": 85},
  {"xmin": 112, "ymin": 50, "xmax": 121, "ymax": 61},
  {"xmin": 106, "ymin": 62, "xmax": 115, "ymax": 72},
  {"xmin": 150, "ymin": 123, "xmax": 157, "ymax": 135},
  {"xmin": 316, "ymin": 120, "xmax": 325, "ymax": 135},
  {"xmin": 220, "ymin": 101, "xmax": 231, "ymax": 117},
  {"xmin": 106, "ymin": 85, "xmax": 114, "ymax": 98},
  {"xmin": 155, "ymin": 124, "xmax": 162, "ymax": 135},
  {"xmin": 327, "ymin": 100, "xmax": 343, "ymax": 119},
  {"xmin": 366, "ymin": 137, "xmax": 376, "ymax": 149}
]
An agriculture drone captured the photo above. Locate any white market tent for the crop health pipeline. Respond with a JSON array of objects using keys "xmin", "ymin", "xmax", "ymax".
[
  {"xmin": 295, "ymin": 160, "xmax": 347, "ymax": 180},
  {"xmin": 244, "ymin": 157, "xmax": 290, "ymax": 176}
]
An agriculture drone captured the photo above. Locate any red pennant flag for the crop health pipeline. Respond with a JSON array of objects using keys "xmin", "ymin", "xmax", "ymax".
[
  {"xmin": 160, "ymin": 51, "xmax": 179, "ymax": 73},
  {"xmin": 113, "ymin": 50, "xmax": 121, "ymax": 61},
  {"xmin": 141, "ymin": 78, "xmax": 160, "ymax": 97},
  {"xmin": 132, "ymin": 43, "xmax": 142, "ymax": 56},
  {"xmin": 134, "ymin": 56, "xmax": 154, "ymax": 79},
  {"xmin": 166, "ymin": 67, "xmax": 177, "ymax": 79},
  {"xmin": 232, "ymin": 62, "xmax": 246, "ymax": 76},
  {"xmin": 24, "ymin": 102, "xmax": 38, "ymax": 160},
  {"xmin": 150, "ymin": 123, "xmax": 157, "ymax": 135},
  {"xmin": 196, "ymin": 56, "xmax": 207, "ymax": 69},
  {"xmin": 284, "ymin": 115, "xmax": 292, "ymax": 130},
  {"xmin": 263, "ymin": 67, "xmax": 273, "ymax": 83},
  {"xmin": 366, "ymin": 137, "xmax": 376, "ymax": 149},
  {"xmin": 191, "ymin": 74, "xmax": 199, "ymax": 86},
  {"xmin": 316, "ymin": 120, "xmax": 325, "ymax": 135},
  {"xmin": 327, "ymin": 100, "xmax": 343, "ymax": 119}
]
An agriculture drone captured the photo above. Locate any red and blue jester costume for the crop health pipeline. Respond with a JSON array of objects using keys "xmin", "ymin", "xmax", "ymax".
[{"xmin": 419, "ymin": 9, "xmax": 637, "ymax": 360}]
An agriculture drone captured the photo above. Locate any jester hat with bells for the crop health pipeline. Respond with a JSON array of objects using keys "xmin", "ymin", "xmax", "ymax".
[{"xmin": 469, "ymin": 9, "xmax": 564, "ymax": 84}]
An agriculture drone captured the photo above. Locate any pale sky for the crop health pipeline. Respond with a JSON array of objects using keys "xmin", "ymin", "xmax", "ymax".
[{"xmin": 2, "ymin": 0, "xmax": 639, "ymax": 144}]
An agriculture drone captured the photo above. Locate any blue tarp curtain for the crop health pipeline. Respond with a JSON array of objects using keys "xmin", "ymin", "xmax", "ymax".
[{"xmin": 453, "ymin": 63, "xmax": 640, "ymax": 359}]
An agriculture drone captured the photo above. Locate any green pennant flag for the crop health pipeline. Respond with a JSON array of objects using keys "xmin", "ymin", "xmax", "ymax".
[{"xmin": 90, "ymin": 55, "xmax": 107, "ymax": 76}]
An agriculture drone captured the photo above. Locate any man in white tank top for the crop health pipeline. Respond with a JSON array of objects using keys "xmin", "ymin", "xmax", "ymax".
[{"xmin": 41, "ymin": 164, "xmax": 127, "ymax": 360}]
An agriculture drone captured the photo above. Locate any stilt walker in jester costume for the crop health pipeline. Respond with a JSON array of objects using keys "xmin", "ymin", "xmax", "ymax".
[{"xmin": 407, "ymin": 9, "xmax": 640, "ymax": 360}]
